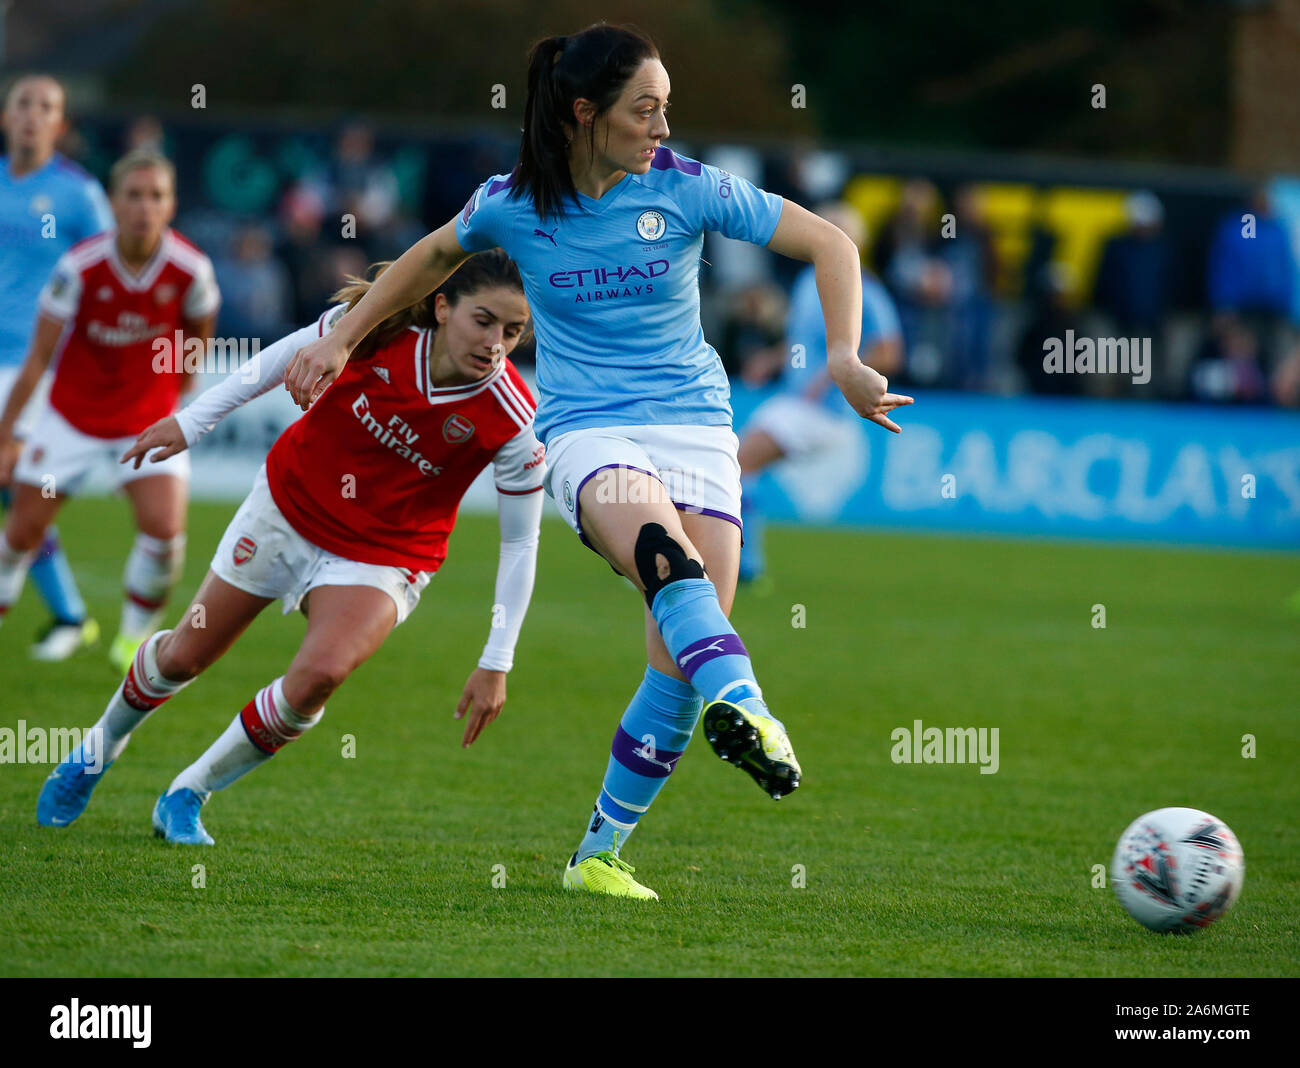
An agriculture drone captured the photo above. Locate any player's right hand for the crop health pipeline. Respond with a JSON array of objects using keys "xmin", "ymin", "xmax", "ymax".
[
  {"xmin": 0, "ymin": 433, "xmax": 19, "ymax": 485},
  {"xmin": 121, "ymin": 416, "xmax": 187, "ymax": 470},
  {"xmin": 284, "ymin": 332, "xmax": 350, "ymax": 411}
]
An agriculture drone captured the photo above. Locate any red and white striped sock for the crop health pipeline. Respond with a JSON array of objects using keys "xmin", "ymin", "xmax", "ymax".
[
  {"xmin": 91, "ymin": 630, "xmax": 191, "ymax": 763},
  {"xmin": 167, "ymin": 677, "xmax": 323, "ymax": 798}
]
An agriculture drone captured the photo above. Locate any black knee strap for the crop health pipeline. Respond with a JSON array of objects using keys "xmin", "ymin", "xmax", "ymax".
[{"xmin": 634, "ymin": 523, "xmax": 704, "ymax": 607}]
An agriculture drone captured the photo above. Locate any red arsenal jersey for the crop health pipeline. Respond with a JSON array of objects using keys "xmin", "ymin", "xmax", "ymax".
[
  {"xmin": 266, "ymin": 311, "xmax": 543, "ymax": 572},
  {"xmin": 38, "ymin": 229, "xmax": 220, "ymax": 438}
]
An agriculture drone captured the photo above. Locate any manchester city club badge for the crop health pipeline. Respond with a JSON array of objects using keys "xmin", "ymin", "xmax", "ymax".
[{"xmin": 636, "ymin": 210, "xmax": 665, "ymax": 242}]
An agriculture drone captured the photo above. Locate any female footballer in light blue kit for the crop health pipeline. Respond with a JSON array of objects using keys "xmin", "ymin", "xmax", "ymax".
[{"xmin": 285, "ymin": 24, "xmax": 912, "ymax": 899}]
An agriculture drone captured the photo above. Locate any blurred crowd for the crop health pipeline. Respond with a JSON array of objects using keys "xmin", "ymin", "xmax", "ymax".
[
  {"xmin": 76, "ymin": 115, "xmax": 1300, "ymax": 409},
  {"xmin": 111, "ymin": 115, "xmax": 433, "ymax": 346},
  {"xmin": 721, "ymin": 172, "xmax": 1300, "ymax": 407}
]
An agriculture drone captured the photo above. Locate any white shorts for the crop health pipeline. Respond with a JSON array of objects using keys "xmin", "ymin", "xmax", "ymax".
[
  {"xmin": 211, "ymin": 466, "xmax": 430, "ymax": 625},
  {"xmin": 0, "ymin": 367, "xmax": 52, "ymax": 440},
  {"xmin": 744, "ymin": 394, "xmax": 859, "ymax": 460},
  {"xmin": 13, "ymin": 403, "xmax": 190, "ymax": 494},
  {"xmin": 543, "ymin": 424, "xmax": 743, "ymax": 550}
]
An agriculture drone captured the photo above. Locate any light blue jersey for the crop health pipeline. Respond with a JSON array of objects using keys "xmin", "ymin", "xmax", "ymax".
[
  {"xmin": 780, "ymin": 263, "xmax": 900, "ymax": 411},
  {"xmin": 456, "ymin": 148, "xmax": 784, "ymax": 444},
  {"xmin": 0, "ymin": 153, "xmax": 112, "ymax": 366}
]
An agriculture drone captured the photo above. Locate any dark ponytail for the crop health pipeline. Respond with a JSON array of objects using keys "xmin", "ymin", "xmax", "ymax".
[
  {"xmin": 333, "ymin": 249, "xmax": 527, "ymax": 360},
  {"xmin": 511, "ymin": 23, "xmax": 659, "ymax": 222}
]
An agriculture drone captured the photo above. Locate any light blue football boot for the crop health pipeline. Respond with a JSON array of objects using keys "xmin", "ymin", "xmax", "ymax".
[
  {"xmin": 37, "ymin": 743, "xmax": 113, "ymax": 827},
  {"xmin": 151, "ymin": 788, "xmax": 215, "ymax": 846}
]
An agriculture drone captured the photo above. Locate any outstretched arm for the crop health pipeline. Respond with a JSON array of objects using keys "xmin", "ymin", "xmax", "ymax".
[
  {"xmin": 766, "ymin": 200, "xmax": 914, "ymax": 432},
  {"xmin": 284, "ymin": 218, "xmax": 472, "ymax": 409},
  {"xmin": 455, "ymin": 487, "xmax": 544, "ymax": 747},
  {"xmin": 121, "ymin": 319, "xmax": 321, "ymax": 470}
]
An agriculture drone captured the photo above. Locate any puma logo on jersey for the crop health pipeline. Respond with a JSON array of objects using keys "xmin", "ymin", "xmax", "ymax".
[{"xmin": 533, "ymin": 227, "xmax": 558, "ymax": 246}]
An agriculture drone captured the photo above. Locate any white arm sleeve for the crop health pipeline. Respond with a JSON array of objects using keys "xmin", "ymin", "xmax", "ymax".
[
  {"xmin": 478, "ymin": 485, "xmax": 543, "ymax": 673},
  {"xmin": 173, "ymin": 321, "xmax": 317, "ymax": 446}
]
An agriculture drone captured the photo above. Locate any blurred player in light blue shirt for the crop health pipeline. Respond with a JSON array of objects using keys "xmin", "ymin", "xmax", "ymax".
[
  {"xmin": 737, "ymin": 202, "xmax": 904, "ymax": 582},
  {"xmin": 0, "ymin": 74, "xmax": 111, "ymax": 658}
]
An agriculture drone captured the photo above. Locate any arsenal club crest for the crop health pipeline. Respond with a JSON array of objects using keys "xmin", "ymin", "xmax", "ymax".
[
  {"xmin": 233, "ymin": 536, "xmax": 257, "ymax": 566},
  {"xmin": 442, "ymin": 414, "xmax": 475, "ymax": 444}
]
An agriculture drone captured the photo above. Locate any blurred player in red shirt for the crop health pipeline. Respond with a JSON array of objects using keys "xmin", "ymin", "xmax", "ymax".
[
  {"xmin": 0, "ymin": 149, "xmax": 219, "ymax": 673},
  {"xmin": 36, "ymin": 250, "xmax": 545, "ymax": 846}
]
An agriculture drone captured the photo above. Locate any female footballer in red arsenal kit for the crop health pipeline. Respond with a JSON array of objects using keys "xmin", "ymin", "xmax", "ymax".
[
  {"xmin": 36, "ymin": 250, "xmax": 546, "ymax": 844},
  {"xmin": 0, "ymin": 150, "xmax": 219, "ymax": 673}
]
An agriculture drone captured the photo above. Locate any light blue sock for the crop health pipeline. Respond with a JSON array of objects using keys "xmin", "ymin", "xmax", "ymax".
[
  {"xmin": 29, "ymin": 528, "xmax": 88, "ymax": 624},
  {"xmin": 576, "ymin": 665, "xmax": 703, "ymax": 861},
  {"xmin": 0, "ymin": 490, "xmax": 86, "ymax": 624},
  {"xmin": 650, "ymin": 577, "xmax": 770, "ymax": 715}
]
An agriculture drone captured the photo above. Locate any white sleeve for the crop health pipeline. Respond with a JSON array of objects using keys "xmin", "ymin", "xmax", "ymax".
[
  {"xmin": 173, "ymin": 321, "xmax": 316, "ymax": 446},
  {"xmin": 37, "ymin": 254, "xmax": 82, "ymax": 323},
  {"xmin": 174, "ymin": 305, "xmax": 348, "ymax": 445},
  {"xmin": 182, "ymin": 254, "xmax": 221, "ymax": 320},
  {"xmin": 478, "ymin": 484, "xmax": 543, "ymax": 673},
  {"xmin": 491, "ymin": 422, "xmax": 546, "ymax": 493}
]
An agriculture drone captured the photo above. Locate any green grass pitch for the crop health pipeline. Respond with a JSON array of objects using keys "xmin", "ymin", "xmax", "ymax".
[{"xmin": 1, "ymin": 496, "xmax": 1296, "ymax": 977}]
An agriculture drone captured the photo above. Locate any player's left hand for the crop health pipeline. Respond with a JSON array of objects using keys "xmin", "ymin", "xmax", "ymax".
[
  {"xmin": 121, "ymin": 416, "xmax": 188, "ymax": 470},
  {"xmin": 455, "ymin": 667, "xmax": 507, "ymax": 747},
  {"xmin": 831, "ymin": 361, "xmax": 914, "ymax": 433}
]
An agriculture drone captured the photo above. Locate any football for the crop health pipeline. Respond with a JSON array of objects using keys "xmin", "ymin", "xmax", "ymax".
[{"xmin": 1111, "ymin": 807, "xmax": 1245, "ymax": 933}]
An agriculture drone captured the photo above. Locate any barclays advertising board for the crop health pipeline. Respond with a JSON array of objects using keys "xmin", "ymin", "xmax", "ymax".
[
  {"xmin": 732, "ymin": 386, "xmax": 1300, "ymax": 550},
  {"xmin": 114, "ymin": 373, "xmax": 1299, "ymax": 552}
]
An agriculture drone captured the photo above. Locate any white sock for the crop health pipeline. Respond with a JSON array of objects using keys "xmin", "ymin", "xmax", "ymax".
[
  {"xmin": 168, "ymin": 677, "xmax": 323, "ymax": 799},
  {"xmin": 120, "ymin": 532, "xmax": 185, "ymax": 639},
  {"xmin": 91, "ymin": 630, "xmax": 191, "ymax": 763},
  {"xmin": 0, "ymin": 533, "xmax": 36, "ymax": 627}
]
